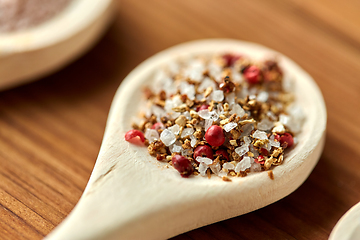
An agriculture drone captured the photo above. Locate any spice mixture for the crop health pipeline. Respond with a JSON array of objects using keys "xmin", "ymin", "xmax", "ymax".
[
  {"xmin": 0, "ymin": 0, "xmax": 72, "ymax": 33},
  {"xmin": 125, "ymin": 53, "xmax": 305, "ymax": 180}
]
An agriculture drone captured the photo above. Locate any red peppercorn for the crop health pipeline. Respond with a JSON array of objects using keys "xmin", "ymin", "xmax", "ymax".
[
  {"xmin": 243, "ymin": 65, "xmax": 262, "ymax": 84},
  {"xmin": 279, "ymin": 132, "xmax": 294, "ymax": 148},
  {"xmin": 254, "ymin": 155, "xmax": 265, "ymax": 164},
  {"xmin": 215, "ymin": 149, "xmax": 229, "ymax": 161},
  {"xmin": 205, "ymin": 125, "xmax": 225, "ymax": 147},
  {"xmin": 259, "ymin": 148, "xmax": 269, "ymax": 156},
  {"xmin": 193, "ymin": 145, "xmax": 213, "ymax": 161},
  {"xmin": 197, "ymin": 104, "xmax": 209, "ymax": 112},
  {"xmin": 125, "ymin": 129, "xmax": 145, "ymax": 143},
  {"xmin": 222, "ymin": 53, "xmax": 241, "ymax": 67},
  {"xmin": 172, "ymin": 155, "xmax": 194, "ymax": 178},
  {"xmin": 151, "ymin": 122, "xmax": 164, "ymax": 131}
]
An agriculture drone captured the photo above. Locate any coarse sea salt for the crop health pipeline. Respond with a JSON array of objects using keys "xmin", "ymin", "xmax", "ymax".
[
  {"xmin": 252, "ymin": 130, "xmax": 268, "ymax": 140},
  {"xmin": 257, "ymin": 91, "xmax": 269, "ymax": 102},
  {"xmin": 204, "ymin": 119, "xmax": 213, "ymax": 131},
  {"xmin": 235, "ymin": 156, "xmax": 252, "ymax": 172},
  {"xmin": 160, "ymin": 129, "xmax": 176, "ymax": 146},
  {"xmin": 223, "ymin": 122, "xmax": 237, "ymax": 132},
  {"xmin": 144, "ymin": 129, "xmax": 159, "ymax": 143},
  {"xmin": 196, "ymin": 157, "xmax": 213, "ymax": 165},
  {"xmin": 169, "ymin": 141, "xmax": 182, "ymax": 153},
  {"xmin": 230, "ymin": 104, "xmax": 245, "ymax": 118},
  {"xmin": 199, "ymin": 162, "xmax": 208, "ymax": 176},
  {"xmin": 257, "ymin": 118, "xmax": 274, "ymax": 131},
  {"xmin": 181, "ymin": 128, "xmax": 194, "ymax": 138},
  {"xmin": 223, "ymin": 162, "xmax": 235, "ymax": 170},
  {"xmin": 235, "ymin": 144, "xmax": 249, "ymax": 157},
  {"xmin": 168, "ymin": 124, "xmax": 180, "ymax": 135},
  {"xmin": 211, "ymin": 90, "xmax": 224, "ymax": 102}
]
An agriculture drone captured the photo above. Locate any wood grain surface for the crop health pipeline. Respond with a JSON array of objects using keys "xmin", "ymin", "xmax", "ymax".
[{"xmin": 0, "ymin": 0, "xmax": 359, "ymax": 239}]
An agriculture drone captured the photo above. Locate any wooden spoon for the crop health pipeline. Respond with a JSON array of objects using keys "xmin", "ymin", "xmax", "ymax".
[
  {"xmin": 0, "ymin": 0, "xmax": 114, "ymax": 90},
  {"xmin": 45, "ymin": 39, "xmax": 327, "ymax": 240}
]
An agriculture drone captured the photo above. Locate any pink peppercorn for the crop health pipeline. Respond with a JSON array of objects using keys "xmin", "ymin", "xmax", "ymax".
[
  {"xmin": 215, "ymin": 149, "xmax": 229, "ymax": 161},
  {"xmin": 193, "ymin": 145, "xmax": 213, "ymax": 160},
  {"xmin": 222, "ymin": 53, "xmax": 241, "ymax": 67},
  {"xmin": 197, "ymin": 104, "xmax": 209, "ymax": 112},
  {"xmin": 254, "ymin": 155, "xmax": 265, "ymax": 164},
  {"xmin": 279, "ymin": 133, "xmax": 294, "ymax": 148},
  {"xmin": 151, "ymin": 122, "xmax": 164, "ymax": 131},
  {"xmin": 205, "ymin": 125, "xmax": 225, "ymax": 147},
  {"xmin": 125, "ymin": 129, "xmax": 145, "ymax": 143},
  {"xmin": 172, "ymin": 155, "xmax": 194, "ymax": 178},
  {"xmin": 243, "ymin": 65, "xmax": 262, "ymax": 84}
]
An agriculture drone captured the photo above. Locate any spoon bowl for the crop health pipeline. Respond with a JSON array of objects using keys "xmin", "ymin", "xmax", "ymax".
[
  {"xmin": 0, "ymin": 0, "xmax": 114, "ymax": 90},
  {"xmin": 46, "ymin": 39, "xmax": 326, "ymax": 240}
]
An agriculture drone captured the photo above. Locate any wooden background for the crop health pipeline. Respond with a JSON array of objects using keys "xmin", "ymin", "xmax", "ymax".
[{"xmin": 1, "ymin": 0, "xmax": 360, "ymax": 239}]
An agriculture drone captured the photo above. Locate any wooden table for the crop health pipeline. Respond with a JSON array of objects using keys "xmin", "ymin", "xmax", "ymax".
[{"xmin": 1, "ymin": 0, "xmax": 359, "ymax": 239}]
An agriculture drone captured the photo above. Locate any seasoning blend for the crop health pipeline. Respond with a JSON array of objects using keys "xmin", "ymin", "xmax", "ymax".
[
  {"xmin": 0, "ymin": 0, "xmax": 72, "ymax": 32},
  {"xmin": 125, "ymin": 53, "xmax": 305, "ymax": 180}
]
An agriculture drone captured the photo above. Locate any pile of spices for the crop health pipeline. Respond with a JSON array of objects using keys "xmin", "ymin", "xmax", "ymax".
[
  {"xmin": 0, "ymin": 0, "xmax": 72, "ymax": 33},
  {"xmin": 125, "ymin": 53, "xmax": 305, "ymax": 180}
]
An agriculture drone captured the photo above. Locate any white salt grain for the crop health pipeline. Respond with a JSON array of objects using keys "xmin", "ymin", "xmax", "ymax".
[
  {"xmin": 190, "ymin": 135, "xmax": 197, "ymax": 147},
  {"xmin": 252, "ymin": 130, "xmax": 268, "ymax": 140},
  {"xmin": 257, "ymin": 118, "xmax": 274, "ymax": 131},
  {"xmin": 160, "ymin": 129, "xmax": 176, "ymax": 146},
  {"xmin": 235, "ymin": 145, "xmax": 249, "ymax": 157},
  {"xmin": 144, "ymin": 129, "xmax": 159, "ymax": 143},
  {"xmin": 223, "ymin": 122, "xmax": 237, "ymax": 132},
  {"xmin": 204, "ymin": 119, "xmax": 213, "ymax": 131},
  {"xmin": 212, "ymin": 90, "xmax": 224, "ymax": 102},
  {"xmin": 240, "ymin": 123, "xmax": 254, "ymax": 138},
  {"xmin": 168, "ymin": 124, "xmax": 180, "ymax": 135},
  {"xmin": 181, "ymin": 128, "xmax": 194, "ymax": 138},
  {"xmin": 235, "ymin": 156, "xmax": 252, "ymax": 172},
  {"xmin": 196, "ymin": 157, "xmax": 213, "ymax": 165},
  {"xmin": 169, "ymin": 141, "xmax": 182, "ymax": 153},
  {"xmin": 230, "ymin": 104, "xmax": 245, "ymax": 118},
  {"xmin": 210, "ymin": 162, "xmax": 221, "ymax": 175},
  {"xmin": 223, "ymin": 162, "xmax": 235, "ymax": 170},
  {"xmin": 198, "ymin": 109, "xmax": 211, "ymax": 119},
  {"xmin": 257, "ymin": 91, "xmax": 269, "ymax": 102},
  {"xmin": 199, "ymin": 162, "xmax": 208, "ymax": 176}
]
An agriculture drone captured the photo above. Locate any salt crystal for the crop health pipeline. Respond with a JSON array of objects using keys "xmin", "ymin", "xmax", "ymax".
[
  {"xmin": 196, "ymin": 157, "xmax": 213, "ymax": 165},
  {"xmin": 208, "ymin": 61, "xmax": 223, "ymax": 82},
  {"xmin": 180, "ymin": 81, "xmax": 195, "ymax": 100},
  {"xmin": 218, "ymin": 169, "xmax": 228, "ymax": 177},
  {"xmin": 210, "ymin": 162, "xmax": 221, "ymax": 175},
  {"xmin": 269, "ymin": 139, "xmax": 280, "ymax": 148},
  {"xmin": 190, "ymin": 135, "xmax": 197, "ymax": 147},
  {"xmin": 243, "ymin": 136, "xmax": 251, "ymax": 145},
  {"xmin": 250, "ymin": 162, "xmax": 262, "ymax": 172},
  {"xmin": 181, "ymin": 148, "xmax": 193, "ymax": 156},
  {"xmin": 209, "ymin": 111, "xmax": 219, "ymax": 121},
  {"xmin": 181, "ymin": 128, "xmax": 194, "ymax": 138},
  {"xmin": 272, "ymin": 122, "xmax": 286, "ymax": 134},
  {"xmin": 144, "ymin": 129, "xmax": 159, "ymax": 143},
  {"xmin": 235, "ymin": 156, "xmax": 252, "ymax": 172},
  {"xmin": 252, "ymin": 130, "xmax": 268, "ymax": 140},
  {"xmin": 168, "ymin": 124, "xmax": 180, "ymax": 135},
  {"xmin": 198, "ymin": 77, "xmax": 217, "ymax": 92},
  {"xmin": 225, "ymin": 92, "xmax": 236, "ymax": 105},
  {"xmin": 230, "ymin": 104, "xmax": 245, "ymax": 118},
  {"xmin": 160, "ymin": 129, "xmax": 176, "ymax": 146},
  {"xmin": 183, "ymin": 60, "xmax": 205, "ymax": 82},
  {"xmin": 223, "ymin": 122, "xmax": 237, "ymax": 132},
  {"xmin": 235, "ymin": 145, "xmax": 249, "ymax": 157},
  {"xmin": 183, "ymin": 111, "xmax": 191, "ymax": 120},
  {"xmin": 223, "ymin": 162, "xmax": 235, "ymax": 170},
  {"xmin": 249, "ymin": 94, "xmax": 256, "ymax": 100},
  {"xmin": 249, "ymin": 144, "xmax": 259, "ymax": 158},
  {"xmin": 257, "ymin": 118, "xmax": 274, "ymax": 131},
  {"xmin": 279, "ymin": 114, "xmax": 290, "ymax": 126},
  {"xmin": 216, "ymin": 103, "xmax": 225, "ymax": 116},
  {"xmin": 211, "ymin": 90, "xmax": 224, "ymax": 102},
  {"xmin": 240, "ymin": 123, "xmax": 254, "ymax": 138},
  {"xmin": 152, "ymin": 105, "xmax": 165, "ymax": 119},
  {"xmin": 257, "ymin": 91, "xmax": 269, "ymax": 102},
  {"xmin": 169, "ymin": 141, "xmax": 182, "ymax": 153},
  {"xmin": 267, "ymin": 111, "xmax": 277, "ymax": 121},
  {"xmin": 232, "ymin": 69, "xmax": 243, "ymax": 83},
  {"xmin": 199, "ymin": 162, "xmax": 208, "ymax": 176},
  {"xmin": 198, "ymin": 109, "xmax": 211, "ymax": 119},
  {"xmin": 204, "ymin": 119, "xmax": 213, "ymax": 131}
]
